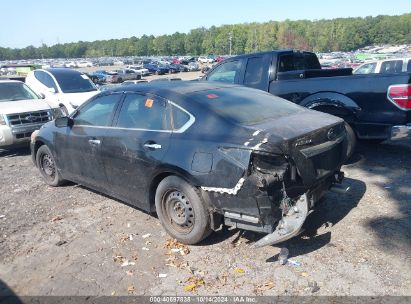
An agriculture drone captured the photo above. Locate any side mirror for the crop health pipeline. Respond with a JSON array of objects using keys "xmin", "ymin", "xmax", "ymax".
[
  {"xmin": 55, "ymin": 116, "xmax": 73, "ymax": 128},
  {"xmin": 38, "ymin": 92, "xmax": 46, "ymax": 99},
  {"xmin": 47, "ymin": 87, "xmax": 56, "ymax": 94}
]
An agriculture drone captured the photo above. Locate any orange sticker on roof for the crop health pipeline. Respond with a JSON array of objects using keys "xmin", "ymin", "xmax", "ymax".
[
  {"xmin": 145, "ymin": 98, "xmax": 154, "ymax": 108},
  {"xmin": 207, "ymin": 94, "xmax": 219, "ymax": 99}
]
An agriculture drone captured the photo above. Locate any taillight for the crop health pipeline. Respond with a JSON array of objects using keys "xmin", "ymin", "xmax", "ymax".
[{"xmin": 388, "ymin": 84, "xmax": 411, "ymax": 110}]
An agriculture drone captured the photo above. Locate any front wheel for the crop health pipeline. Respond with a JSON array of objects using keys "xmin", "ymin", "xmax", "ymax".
[
  {"xmin": 155, "ymin": 176, "xmax": 212, "ymax": 245},
  {"xmin": 344, "ymin": 122, "xmax": 357, "ymax": 160},
  {"xmin": 36, "ymin": 145, "xmax": 65, "ymax": 186}
]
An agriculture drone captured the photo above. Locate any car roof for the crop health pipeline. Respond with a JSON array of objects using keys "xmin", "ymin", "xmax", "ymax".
[
  {"xmin": 108, "ymin": 81, "xmax": 238, "ymax": 96},
  {"xmin": 43, "ymin": 68, "xmax": 84, "ymax": 76}
]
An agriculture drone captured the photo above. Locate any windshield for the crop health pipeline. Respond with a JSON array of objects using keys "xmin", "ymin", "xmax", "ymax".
[
  {"xmin": 53, "ymin": 73, "xmax": 98, "ymax": 93},
  {"xmin": 0, "ymin": 82, "xmax": 39, "ymax": 102},
  {"xmin": 192, "ymin": 86, "xmax": 303, "ymax": 125}
]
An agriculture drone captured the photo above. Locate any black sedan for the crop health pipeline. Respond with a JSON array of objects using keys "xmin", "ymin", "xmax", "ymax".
[{"xmin": 31, "ymin": 82, "xmax": 347, "ymax": 246}]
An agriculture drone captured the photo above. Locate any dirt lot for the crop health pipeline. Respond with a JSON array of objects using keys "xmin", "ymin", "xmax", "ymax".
[{"xmin": 1, "ymin": 141, "xmax": 411, "ymax": 295}]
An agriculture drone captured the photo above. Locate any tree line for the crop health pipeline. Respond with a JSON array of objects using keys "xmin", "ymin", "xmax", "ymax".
[{"xmin": 1, "ymin": 13, "xmax": 410, "ymax": 60}]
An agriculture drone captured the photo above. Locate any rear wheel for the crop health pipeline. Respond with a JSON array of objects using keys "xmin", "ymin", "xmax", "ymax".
[
  {"xmin": 36, "ymin": 145, "xmax": 65, "ymax": 186},
  {"xmin": 344, "ymin": 122, "xmax": 357, "ymax": 160},
  {"xmin": 155, "ymin": 176, "xmax": 211, "ymax": 244}
]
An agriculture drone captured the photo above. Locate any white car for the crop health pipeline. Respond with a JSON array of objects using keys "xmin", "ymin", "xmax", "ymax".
[
  {"xmin": 127, "ymin": 65, "xmax": 150, "ymax": 76},
  {"xmin": 0, "ymin": 80, "xmax": 62, "ymax": 148},
  {"xmin": 198, "ymin": 56, "xmax": 214, "ymax": 64},
  {"xmin": 76, "ymin": 61, "xmax": 93, "ymax": 68},
  {"xmin": 354, "ymin": 57, "xmax": 411, "ymax": 74},
  {"xmin": 26, "ymin": 68, "xmax": 99, "ymax": 114}
]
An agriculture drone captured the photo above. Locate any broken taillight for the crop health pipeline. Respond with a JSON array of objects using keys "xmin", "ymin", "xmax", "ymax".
[{"xmin": 388, "ymin": 84, "xmax": 411, "ymax": 110}]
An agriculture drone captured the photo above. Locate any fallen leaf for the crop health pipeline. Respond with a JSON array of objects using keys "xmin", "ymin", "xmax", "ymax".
[
  {"xmin": 255, "ymin": 281, "xmax": 274, "ymax": 293},
  {"xmin": 51, "ymin": 215, "xmax": 63, "ymax": 222},
  {"xmin": 127, "ymin": 286, "xmax": 135, "ymax": 294},
  {"xmin": 158, "ymin": 273, "xmax": 168, "ymax": 278},
  {"xmin": 301, "ymin": 272, "xmax": 309, "ymax": 277},
  {"xmin": 142, "ymin": 233, "xmax": 151, "ymax": 239},
  {"xmin": 111, "ymin": 291, "xmax": 116, "ymax": 296},
  {"xmin": 184, "ymin": 284, "xmax": 197, "ymax": 292},
  {"xmin": 121, "ymin": 260, "xmax": 136, "ymax": 267},
  {"xmin": 183, "ymin": 276, "xmax": 205, "ymax": 292},
  {"xmin": 234, "ymin": 268, "xmax": 245, "ymax": 274},
  {"xmin": 142, "ymin": 247, "xmax": 149, "ymax": 251},
  {"xmin": 126, "ymin": 270, "xmax": 133, "ymax": 276}
]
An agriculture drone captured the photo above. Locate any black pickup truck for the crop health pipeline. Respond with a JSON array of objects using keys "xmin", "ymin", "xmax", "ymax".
[{"xmin": 201, "ymin": 50, "xmax": 411, "ymax": 156}]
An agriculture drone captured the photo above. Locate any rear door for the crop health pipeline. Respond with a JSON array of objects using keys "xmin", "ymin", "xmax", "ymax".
[
  {"xmin": 55, "ymin": 93, "xmax": 122, "ymax": 188},
  {"xmin": 101, "ymin": 92, "xmax": 172, "ymax": 210}
]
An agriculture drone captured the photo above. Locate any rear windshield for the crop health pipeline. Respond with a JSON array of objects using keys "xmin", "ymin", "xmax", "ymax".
[
  {"xmin": 191, "ymin": 87, "xmax": 303, "ymax": 125},
  {"xmin": 0, "ymin": 82, "xmax": 39, "ymax": 102},
  {"xmin": 53, "ymin": 72, "xmax": 97, "ymax": 93}
]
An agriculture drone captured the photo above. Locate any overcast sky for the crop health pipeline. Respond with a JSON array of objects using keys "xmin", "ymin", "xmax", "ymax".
[{"xmin": 2, "ymin": 0, "xmax": 411, "ymax": 48}]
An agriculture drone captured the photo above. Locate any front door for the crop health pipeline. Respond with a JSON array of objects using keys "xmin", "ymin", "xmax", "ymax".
[{"xmin": 55, "ymin": 93, "xmax": 122, "ymax": 189}]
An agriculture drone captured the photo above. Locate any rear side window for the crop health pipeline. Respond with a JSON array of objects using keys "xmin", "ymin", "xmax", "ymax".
[
  {"xmin": 116, "ymin": 94, "xmax": 169, "ymax": 130},
  {"xmin": 408, "ymin": 60, "xmax": 411, "ymax": 73},
  {"xmin": 171, "ymin": 105, "xmax": 190, "ymax": 130},
  {"xmin": 244, "ymin": 57, "xmax": 264, "ymax": 88},
  {"xmin": 34, "ymin": 70, "xmax": 58, "ymax": 91},
  {"xmin": 73, "ymin": 94, "xmax": 119, "ymax": 126},
  {"xmin": 207, "ymin": 60, "xmax": 242, "ymax": 83},
  {"xmin": 381, "ymin": 60, "xmax": 403, "ymax": 73},
  {"xmin": 278, "ymin": 53, "xmax": 320, "ymax": 72}
]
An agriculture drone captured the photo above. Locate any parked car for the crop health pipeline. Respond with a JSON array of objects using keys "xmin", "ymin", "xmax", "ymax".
[
  {"xmin": 127, "ymin": 65, "xmax": 150, "ymax": 76},
  {"xmin": 89, "ymin": 70, "xmax": 119, "ymax": 84},
  {"xmin": 121, "ymin": 80, "xmax": 148, "ymax": 85},
  {"xmin": 76, "ymin": 61, "xmax": 93, "ymax": 68},
  {"xmin": 0, "ymin": 80, "xmax": 62, "ymax": 148},
  {"xmin": 143, "ymin": 63, "xmax": 169, "ymax": 75},
  {"xmin": 354, "ymin": 58, "xmax": 411, "ymax": 74},
  {"xmin": 31, "ymin": 81, "xmax": 347, "ymax": 246},
  {"xmin": 198, "ymin": 56, "xmax": 214, "ymax": 64},
  {"xmin": 187, "ymin": 62, "xmax": 200, "ymax": 71},
  {"xmin": 202, "ymin": 50, "xmax": 411, "ymax": 158},
  {"xmin": 26, "ymin": 68, "xmax": 99, "ymax": 114},
  {"xmin": 115, "ymin": 69, "xmax": 141, "ymax": 82}
]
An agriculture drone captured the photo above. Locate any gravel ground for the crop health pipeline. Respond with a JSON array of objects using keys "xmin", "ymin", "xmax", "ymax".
[{"xmin": 0, "ymin": 140, "xmax": 410, "ymax": 296}]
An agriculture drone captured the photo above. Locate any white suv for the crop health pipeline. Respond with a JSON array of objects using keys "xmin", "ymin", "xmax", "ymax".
[
  {"xmin": 0, "ymin": 80, "xmax": 62, "ymax": 148},
  {"xmin": 26, "ymin": 68, "xmax": 99, "ymax": 114}
]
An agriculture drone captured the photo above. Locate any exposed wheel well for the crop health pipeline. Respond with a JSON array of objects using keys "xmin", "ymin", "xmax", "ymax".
[
  {"xmin": 34, "ymin": 140, "xmax": 45, "ymax": 159},
  {"xmin": 148, "ymin": 172, "xmax": 189, "ymax": 212}
]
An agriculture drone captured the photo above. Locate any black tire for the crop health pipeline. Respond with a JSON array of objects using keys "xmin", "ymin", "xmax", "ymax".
[
  {"xmin": 155, "ymin": 176, "xmax": 212, "ymax": 245},
  {"xmin": 117, "ymin": 77, "xmax": 123, "ymax": 83},
  {"xmin": 344, "ymin": 122, "xmax": 357, "ymax": 160},
  {"xmin": 36, "ymin": 145, "xmax": 65, "ymax": 187}
]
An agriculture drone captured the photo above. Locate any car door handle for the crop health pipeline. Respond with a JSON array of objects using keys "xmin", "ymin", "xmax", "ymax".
[
  {"xmin": 144, "ymin": 143, "xmax": 162, "ymax": 150},
  {"xmin": 88, "ymin": 139, "xmax": 101, "ymax": 146}
]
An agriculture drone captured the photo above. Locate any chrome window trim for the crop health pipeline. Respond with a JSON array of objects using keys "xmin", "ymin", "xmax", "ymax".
[{"xmin": 73, "ymin": 99, "xmax": 196, "ymax": 133}]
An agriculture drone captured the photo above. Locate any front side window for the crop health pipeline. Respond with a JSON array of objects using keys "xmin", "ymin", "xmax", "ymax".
[
  {"xmin": 116, "ymin": 94, "xmax": 168, "ymax": 130},
  {"xmin": 73, "ymin": 94, "xmax": 119, "ymax": 126},
  {"xmin": 355, "ymin": 63, "xmax": 377, "ymax": 74},
  {"xmin": 207, "ymin": 60, "xmax": 241, "ymax": 83}
]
